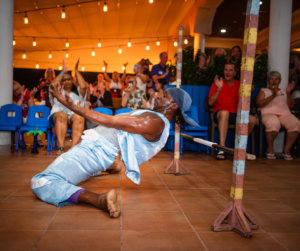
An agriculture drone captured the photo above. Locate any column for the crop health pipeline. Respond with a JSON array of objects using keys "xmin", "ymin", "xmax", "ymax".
[
  {"xmin": 0, "ymin": 0, "xmax": 14, "ymax": 145},
  {"xmin": 194, "ymin": 33, "xmax": 205, "ymax": 59},
  {"xmin": 268, "ymin": 0, "xmax": 293, "ymax": 89}
]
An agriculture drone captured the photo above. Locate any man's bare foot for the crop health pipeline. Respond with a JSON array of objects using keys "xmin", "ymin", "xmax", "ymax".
[
  {"xmin": 98, "ymin": 190, "xmax": 121, "ymax": 218},
  {"xmin": 106, "ymin": 162, "xmax": 122, "ymax": 174}
]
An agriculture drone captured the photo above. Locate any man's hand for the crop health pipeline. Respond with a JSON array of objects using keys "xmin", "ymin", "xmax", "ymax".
[
  {"xmin": 30, "ymin": 87, "xmax": 38, "ymax": 99},
  {"xmin": 214, "ymin": 75, "xmax": 223, "ymax": 90},
  {"xmin": 50, "ymin": 82, "xmax": 64, "ymax": 99},
  {"xmin": 62, "ymin": 60, "xmax": 68, "ymax": 73},
  {"xmin": 74, "ymin": 58, "xmax": 80, "ymax": 71},
  {"xmin": 286, "ymin": 81, "xmax": 295, "ymax": 93},
  {"xmin": 165, "ymin": 67, "xmax": 169, "ymax": 75}
]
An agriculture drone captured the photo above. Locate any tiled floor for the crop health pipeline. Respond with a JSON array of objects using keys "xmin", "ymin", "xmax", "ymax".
[{"xmin": 0, "ymin": 138, "xmax": 299, "ymax": 251}]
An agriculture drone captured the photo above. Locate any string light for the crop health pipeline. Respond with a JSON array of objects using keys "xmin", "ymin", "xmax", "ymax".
[
  {"xmin": 122, "ymin": 66, "xmax": 125, "ymax": 70},
  {"xmin": 174, "ymin": 40, "xmax": 178, "ymax": 47},
  {"xmin": 81, "ymin": 65, "xmax": 85, "ymax": 71},
  {"xmin": 65, "ymin": 50, "xmax": 69, "ymax": 58},
  {"xmin": 146, "ymin": 42, "xmax": 150, "ymax": 50},
  {"xmin": 61, "ymin": 6, "xmax": 66, "ymax": 19},
  {"xmin": 156, "ymin": 38, "xmax": 160, "ymax": 46},
  {"xmin": 49, "ymin": 51, "xmax": 52, "ymax": 58},
  {"xmin": 91, "ymin": 48, "xmax": 95, "ymax": 56},
  {"xmin": 149, "ymin": 0, "xmax": 153, "ymax": 3},
  {"xmin": 59, "ymin": 65, "xmax": 62, "ymax": 70},
  {"xmin": 128, "ymin": 39, "xmax": 131, "ymax": 47},
  {"xmin": 184, "ymin": 39, "xmax": 188, "ymax": 44},
  {"xmin": 102, "ymin": 67, "xmax": 105, "ymax": 71},
  {"xmin": 33, "ymin": 37, "xmax": 36, "ymax": 46},
  {"xmin": 118, "ymin": 46, "xmax": 122, "ymax": 54},
  {"xmin": 24, "ymin": 11, "xmax": 28, "ymax": 24},
  {"xmin": 66, "ymin": 38, "xmax": 69, "ymax": 47},
  {"xmin": 98, "ymin": 39, "xmax": 101, "ymax": 47},
  {"xmin": 22, "ymin": 51, "xmax": 26, "ymax": 59},
  {"xmin": 36, "ymin": 62, "xmax": 39, "ymax": 69},
  {"xmin": 103, "ymin": 1, "xmax": 107, "ymax": 12},
  {"xmin": 13, "ymin": 37, "xmax": 16, "ymax": 46}
]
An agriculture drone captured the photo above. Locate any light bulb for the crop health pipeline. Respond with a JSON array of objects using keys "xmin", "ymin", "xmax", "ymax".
[
  {"xmin": 184, "ymin": 39, "xmax": 188, "ymax": 44},
  {"xmin": 36, "ymin": 63, "xmax": 39, "ymax": 69},
  {"xmin": 66, "ymin": 39, "xmax": 69, "ymax": 47},
  {"xmin": 61, "ymin": 6, "xmax": 66, "ymax": 19},
  {"xmin": 65, "ymin": 51, "xmax": 69, "ymax": 58},
  {"xmin": 128, "ymin": 41, "xmax": 131, "ymax": 47},
  {"xmin": 13, "ymin": 38, "xmax": 15, "ymax": 46},
  {"xmin": 156, "ymin": 39, "xmax": 160, "ymax": 46},
  {"xmin": 81, "ymin": 66, "xmax": 85, "ymax": 71},
  {"xmin": 49, "ymin": 52, "xmax": 52, "ymax": 58},
  {"xmin": 98, "ymin": 39, "xmax": 101, "ymax": 47},
  {"xmin": 174, "ymin": 41, "xmax": 178, "ymax": 47},
  {"xmin": 119, "ymin": 48, "xmax": 122, "ymax": 54},
  {"xmin": 92, "ymin": 49, "xmax": 95, "ymax": 56},
  {"xmin": 33, "ymin": 38, "xmax": 36, "ymax": 46},
  {"xmin": 22, "ymin": 52, "xmax": 26, "ymax": 59},
  {"xmin": 122, "ymin": 66, "xmax": 125, "ymax": 70},
  {"xmin": 102, "ymin": 67, "xmax": 105, "ymax": 71},
  {"xmin": 59, "ymin": 65, "xmax": 62, "ymax": 70},
  {"xmin": 24, "ymin": 12, "xmax": 28, "ymax": 24},
  {"xmin": 146, "ymin": 43, "xmax": 150, "ymax": 50},
  {"xmin": 221, "ymin": 29, "xmax": 226, "ymax": 33},
  {"xmin": 149, "ymin": 0, "xmax": 153, "ymax": 3},
  {"xmin": 103, "ymin": 1, "xmax": 107, "ymax": 12}
]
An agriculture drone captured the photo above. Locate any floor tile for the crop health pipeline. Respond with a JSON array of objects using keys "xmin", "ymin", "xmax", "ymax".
[
  {"xmin": 243, "ymin": 200, "xmax": 299, "ymax": 214},
  {"xmin": 160, "ymin": 174, "xmax": 210, "ymax": 188},
  {"xmin": 169, "ymin": 187, "xmax": 224, "ymax": 199},
  {"xmin": 270, "ymin": 233, "xmax": 300, "ymax": 251},
  {"xmin": 0, "ymin": 175, "xmax": 31, "ymax": 185},
  {"xmin": 35, "ymin": 231, "xmax": 120, "ymax": 251},
  {"xmin": 0, "ymin": 185, "xmax": 21, "ymax": 197},
  {"xmin": 48, "ymin": 211, "xmax": 120, "ymax": 230},
  {"xmin": 0, "ymin": 230, "xmax": 43, "ymax": 251},
  {"xmin": 123, "ymin": 231, "xmax": 206, "ymax": 251},
  {"xmin": 0, "ymin": 196, "xmax": 57, "ymax": 210},
  {"xmin": 176, "ymin": 197, "xmax": 228, "ymax": 212}
]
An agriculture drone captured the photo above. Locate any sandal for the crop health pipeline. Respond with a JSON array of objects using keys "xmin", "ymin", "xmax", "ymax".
[
  {"xmin": 266, "ymin": 153, "xmax": 276, "ymax": 159},
  {"xmin": 37, "ymin": 140, "xmax": 44, "ymax": 147},
  {"xmin": 282, "ymin": 154, "xmax": 293, "ymax": 161},
  {"xmin": 56, "ymin": 147, "xmax": 65, "ymax": 156},
  {"xmin": 217, "ymin": 151, "xmax": 226, "ymax": 160}
]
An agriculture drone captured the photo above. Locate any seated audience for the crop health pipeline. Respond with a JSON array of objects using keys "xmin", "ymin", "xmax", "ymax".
[
  {"xmin": 215, "ymin": 48, "xmax": 227, "ymax": 57},
  {"xmin": 256, "ymin": 71, "xmax": 300, "ymax": 160},
  {"xmin": 90, "ymin": 81, "xmax": 113, "ymax": 108},
  {"xmin": 49, "ymin": 60, "xmax": 86, "ymax": 155},
  {"xmin": 208, "ymin": 62, "xmax": 256, "ymax": 160},
  {"xmin": 103, "ymin": 61, "xmax": 128, "ymax": 97},
  {"xmin": 151, "ymin": 52, "xmax": 170, "ymax": 91},
  {"xmin": 289, "ymin": 54, "xmax": 300, "ymax": 88},
  {"xmin": 229, "ymin": 45, "xmax": 242, "ymax": 80},
  {"xmin": 134, "ymin": 63, "xmax": 152, "ymax": 93},
  {"xmin": 199, "ymin": 52, "xmax": 211, "ymax": 70},
  {"xmin": 147, "ymin": 79, "xmax": 167, "ymax": 110},
  {"xmin": 122, "ymin": 77, "xmax": 147, "ymax": 109}
]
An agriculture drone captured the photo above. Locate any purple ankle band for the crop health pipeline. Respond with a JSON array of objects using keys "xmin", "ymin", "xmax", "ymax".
[{"xmin": 65, "ymin": 189, "xmax": 85, "ymax": 203}]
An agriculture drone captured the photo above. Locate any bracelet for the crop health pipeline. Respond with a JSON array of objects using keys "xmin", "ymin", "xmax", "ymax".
[
  {"xmin": 60, "ymin": 72, "xmax": 65, "ymax": 76},
  {"xmin": 19, "ymin": 97, "xmax": 24, "ymax": 101}
]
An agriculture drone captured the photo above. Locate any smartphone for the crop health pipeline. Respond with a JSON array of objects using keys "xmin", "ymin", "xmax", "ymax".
[
  {"xmin": 134, "ymin": 65, "xmax": 138, "ymax": 70},
  {"xmin": 128, "ymin": 81, "xmax": 133, "ymax": 87}
]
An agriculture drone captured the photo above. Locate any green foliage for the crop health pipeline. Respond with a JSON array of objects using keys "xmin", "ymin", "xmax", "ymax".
[{"xmin": 168, "ymin": 45, "xmax": 267, "ymax": 87}]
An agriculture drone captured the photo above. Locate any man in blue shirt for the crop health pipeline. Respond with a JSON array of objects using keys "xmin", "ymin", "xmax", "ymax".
[{"xmin": 151, "ymin": 52, "xmax": 170, "ymax": 91}]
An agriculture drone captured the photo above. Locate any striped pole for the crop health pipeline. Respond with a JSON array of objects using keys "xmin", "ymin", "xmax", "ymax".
[
  {"xmin": 165, "ymin": 25, "xmax": 190, "ymax": 175},
  {"xmin": 212, "ymin": 0, "xmax": 260, "ymax": 238}
]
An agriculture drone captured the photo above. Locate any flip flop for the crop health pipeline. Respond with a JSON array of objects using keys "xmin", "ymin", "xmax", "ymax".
[
  {"xmin": 266, "ymin": 153, "xmax": 276, "ymax": 159},
  {"xmin": 282, "ymin": 154, "xmax": 293, "ymax": 161},
  {"xmin": 56, "ymin": 147, "xmax": 65, "ymax": 156},
  {"xmin": 217, "ymin": 151, "xmax": 226, "ymax": 160},
  {"xmin": 37, "ymin": 140, "xmax": 44, "ymax": 147}
]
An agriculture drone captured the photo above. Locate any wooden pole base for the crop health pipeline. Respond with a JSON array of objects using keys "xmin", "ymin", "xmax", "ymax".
[
  {"xmin": 164, "ymin": 159, "xmax": 190, "ymax": 175},
  {"xmin": 211, "ymin": 201, "xmax": 259, "ymax": 238}
]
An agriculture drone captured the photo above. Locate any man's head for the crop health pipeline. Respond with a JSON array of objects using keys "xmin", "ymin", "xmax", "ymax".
[
  {"xmin": 223, "ymin": 62, "xmax": 237, "ymax": 81},
  {"xmin": 13, "ymin": 81, "xmax": 22, "ymax": 98},
  {"xmin": 112, "ymin": 71, "xmax": 120, "ymax": 82},
  {"xmin": 215, "ymin": 48, "xmax": 226, "ymax": 57},
  {"xmin": 97, "ymin": 73, "xmax": 104, "ymax": 82},
  {"xmin": 154, "ymin": 88, "xmax": 199, "ymax": 127},
  {"xmin": 159, "ymin": 52, "xmax": 168, "ymax": 65}
]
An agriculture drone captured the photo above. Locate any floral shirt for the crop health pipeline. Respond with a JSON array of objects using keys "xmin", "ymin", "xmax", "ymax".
[{"xmin": 122, "ymin": 87, "xmax": 147, "ymax": 110}]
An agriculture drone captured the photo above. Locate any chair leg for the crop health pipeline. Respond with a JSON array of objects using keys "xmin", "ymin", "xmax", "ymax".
[
  {"xmin": 180, "ymin": 137, "xmax": 183, "ymax": 155},
  {"xmin": 297, "ymin": 134, "xmax": 300, "ymax": 157},
  {"xmin": 211, "ymin": 124, "xmax": 215, "ymax": 157},
  {"xmin": 47, "ymin": 132, "xmax": 51, "ymax": 151},
  {"xmin": 251, "ymin": 130, "xmax": 255, "ymax": 155},
  {"xmin": 259, "ymin": 125, "xmax": 263, "ymax": 158},
  {"xmin": 15, "ymin": 131, "xmax": 20, "ymax": 151},
  {"xmin": 51, "ymin": 132, "xmax": 55, "ymax": 151},
  {"xmin": 21, "ymin": 132, "xmax": 26, "ymax": 149}
]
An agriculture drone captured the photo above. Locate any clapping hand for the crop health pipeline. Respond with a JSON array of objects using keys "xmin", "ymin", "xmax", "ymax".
[
  {"xmin": 62, "ymin": 60, "xmax": 68, "ymax": 73},
  {"xmin": 74, "ymin": 58, "xmax": 80, "ymax": 71},
  {"xmin": 30, "ymin": 87, "xmax": 38, "ymax": 99},
  {"xmin": 206, "ymin": 55, "xmax": 211, "ymax": 65},
  {"xmin": 214, "ymin": 75, "xmax": 223, "ymax": 90},
  {"xmin": 286, "ymin": 81, "xmax": 295, "ymax": 93}
]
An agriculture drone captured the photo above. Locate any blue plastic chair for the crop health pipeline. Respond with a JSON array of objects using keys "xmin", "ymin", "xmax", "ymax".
[
  {"xmin": 182, "ymin": 105, "xmax": 210, "ymax": 154},
  {"xmin": 0, "ymin": 104, "xmax": 24, "ymax": 146},
  {"xmin": 115, "ymin": 108, "xmax": 133, "ymax": 115},
  {"xmin": 93, "ymin": 107, "xmax": 113, "ymax": 116},
  {"xmin": 16, "ymin": 106, "xmax": 51, "ymax": 151}
]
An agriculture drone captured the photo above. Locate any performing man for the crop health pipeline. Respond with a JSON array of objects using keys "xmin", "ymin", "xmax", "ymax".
[{"xmin": 31, "ymin": 67, "xmax": 199, "ymax": 219}]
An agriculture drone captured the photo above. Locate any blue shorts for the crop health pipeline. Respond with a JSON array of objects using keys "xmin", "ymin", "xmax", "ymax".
[{"xmin": 214, "ymin": 110, "xmax": 237, "ymax": 125}]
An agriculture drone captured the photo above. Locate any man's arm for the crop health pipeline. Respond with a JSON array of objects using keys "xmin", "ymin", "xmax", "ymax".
[
  {"xmin": 50, "ymin": 83, "xmax": 164, "ymax": 139},
  {"xmin": 208, "ymin": 76, "xmax": 223, "ymax": 106},
  {"xmin": 103, "ymin": 61, "xmax": 111, "ymax": 83}
]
